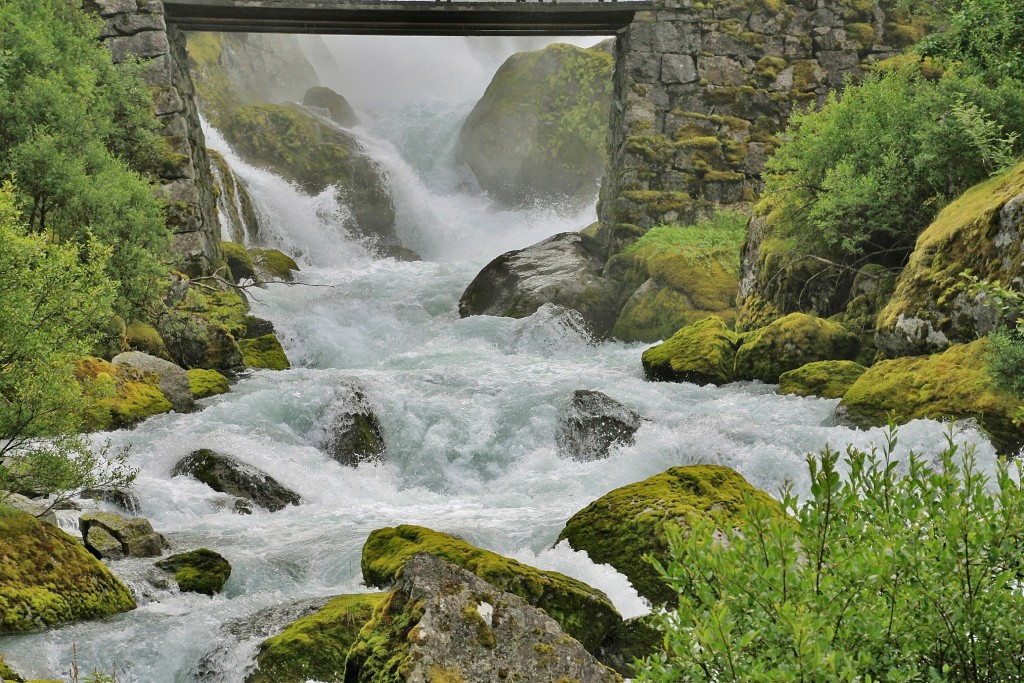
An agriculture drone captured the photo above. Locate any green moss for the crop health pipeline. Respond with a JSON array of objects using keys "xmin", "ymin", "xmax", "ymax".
[
  {"xmin": 779, "ymin": 360, "xmax": 868, "ymax": 399},
  {"xmin": 558, "ymin": 465, "xmax": 780, "ymax": 605},
  {"xmin": 239, "ymin": 334, "xmax": 290, "ymax": 371},
  {"xmin": 845, "ymin": 23, "xmax": 876, "ymax": 50},
  {"xmin": 755, "ymin": 56, "xmax": 788, "ymax": 79},
  {"xmin": 361, "ymin": 525, "xmax": 620, "ymax": 652},
  {"xmin": 343, "ymin": 588, "xmax": 424, "ymax": 683},
  {"xmin": 839, "ymin": 339, "xmax": 1023, "ymax": 454},
  {"xmin": 883, "ymin": 15, "xmax": 930, "ymax": 49},
  {"xmin": 221, "ymin": 241, "xmax": 256, "ymax": 284},
  {"xmin": 626, "ymin": 134, "xmax": 676, "ymax": 164},
  {"xmin": 187, "ymin": 368, "xmax": 230, "ymax": 399},
  {"xmin": 0, "ymin": 655, "xmax": 22, "ymax": 682},
  {"xmin": 0, "ymin": 508, "xmax": 135, "ymax": 634},
  {"xmin": 155, "ymin": 549, "xmax": 231, "ymax": 596},
  {"xmin": 185, "ymin": 32, "xmax": 224, "ymax": 67},
  {"xmin": 75, "ymin": 357, "xmax": 174, "ymax": 430},
  {"xmin": 642, "ymin": 316, "xmax": 741, "ymax": 385},
  {"xmin": 735, "ymin": 312, "xmax": 860, "ymax": 383},
  {"xmin": 249, "ymin": 248, "xmax": 299, "ymax": 282},
  {"xmin": 124, "ymin": 321, "xmax": 170, "ymax": 360}
]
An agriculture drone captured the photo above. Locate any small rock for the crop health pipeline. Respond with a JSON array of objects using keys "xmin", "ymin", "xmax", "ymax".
[
  {"xmin": 112, "ymin": 350, "xmax": 195, "ymax": 413},
  {"xmin": 79, "ymin": 510, "xmax": 166, "ymax": 560},
  {"xmin": 172, "ymin": 449, "xmax": 301, "ymax": 512},
  {"xmin": 155, "ymin": 548, "xmax": 231, "ymax": 595},
  {"xmin": 1, "ymin": 493, "xmax": 57, "ymax": 526},
  {"xmin": 556, "ymin": 390, "xmax": 642, "ymax": 461},
  {"xmin": 315, "ymin": 383, "xmax": 385, "ymax": 466}
]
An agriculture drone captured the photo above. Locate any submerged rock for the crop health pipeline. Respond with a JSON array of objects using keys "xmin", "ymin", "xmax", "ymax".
[
  {"xmin": 346, "ymin": 553, "xmax": 622, "ymax": 683},
  {"xmin": 556, "ymin": 390, "xmax": 642, "ymax": 461},
  {"xmin": 315, "ymin": 384, "xmax": 386, "ymax": 466},
  {"xmin": 246, "ymin": 593, "xmax": 385, "ymax": 683},
  {"xmin": 459, "ymin": 232, "xmax": 621, "ymax": 338},
  {"xmin": 172, "ymin": 449, "xmax": 301, "ymax": 512},
  {"xmin": 641, "ymin": 315, "xmax": 740, "ymax": 385},
  {"xmin": 361, "ymin": 524, "xmax": 620, "ymax": 652},
  {"xmin": 155, "ymin": 548, "xmax": 231, "ymax": 595},
  {"xmin": 779, "ymin": 359, "xmax": 868, "ymax": 399},
  {"xmin": 558, "ymin": 465, "xmax": 779, "ymax": 605},
  {"xmin": 79, "ymin": 510, "xmax": 166, "ymax": 560},
  {"xmin": 113, "ymin": 350, "xmax": 195, "ymax": 414},
  {"xmin": 0, "ymin": 508, "xmax": 136, "ymax": 634}
]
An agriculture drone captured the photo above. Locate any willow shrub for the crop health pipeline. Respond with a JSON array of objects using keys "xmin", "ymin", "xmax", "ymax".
[{"xmin": 639, "ymin": 428, "xmax": 1024, "ymax": 683}]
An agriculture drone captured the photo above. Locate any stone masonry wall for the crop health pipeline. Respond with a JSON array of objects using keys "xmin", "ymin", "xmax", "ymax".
[
  {"xmin": 598, "ymin": 0, "xmax": 918, "ymax": 254},
  {"xmin": 87, "ymin": 0, "xmax": 222, "ymax": 277}
]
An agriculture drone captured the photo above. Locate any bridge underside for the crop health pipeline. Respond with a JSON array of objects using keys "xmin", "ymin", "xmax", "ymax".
[{"xmin": 162, "ymin": 0, "xmax": 652, "ymax": 35}]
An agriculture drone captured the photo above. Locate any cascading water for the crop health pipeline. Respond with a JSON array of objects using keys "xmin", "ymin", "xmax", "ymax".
[{"xmin": 0, "ymin": 40, "xmax": 1003, "ymax": 683}]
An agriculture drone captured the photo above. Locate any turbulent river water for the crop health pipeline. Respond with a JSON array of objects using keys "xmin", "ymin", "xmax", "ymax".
[{"xmin": 0, "ymin": 59, "xmax": 1002, "ymax": 682}]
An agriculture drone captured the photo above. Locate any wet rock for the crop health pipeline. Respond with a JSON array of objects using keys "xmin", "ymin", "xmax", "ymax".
[
  {"xmin": 361, "ymin": 524, "xmax": 620, "ymax": 652},
  {"xmin": 221, "ymin": 240, "xmax": 257, "ymax": 283},
  {"xmin": 80, "ymin": 487, "xmax": 142, "ymax": 514},
  {"xmin": 559, "ymin": 465, "xmax": 779, "ymax": 605},
  {"xmin": 113, "ymin": 350, "xmax": 195, "ymax": 414},
  {"xmin": 346, "ymin": 553, "xmax": 622, "ymax": 683},
  {"xmin": 172, "ymin": 449, "xmax": 301, "ymax": 512},
  {"xmin": 315, "ymin": 384, "xmax": 386, "ymax": 466},
  {"xmin": 642, "ymin": 315, "xmax": 741, "ymax": 385},
  {"xmin": 79, "ymin": 510, "xmax": 166, "ymax": 560},
  {"xmin": 248, "ymin": 248, "xmax": 299, "ymax": 282},
  {"xmin": 303, "ymin": 85, "xmax": 359, "ymax": 127},
  {"xmin": 239, "ymin": 334, "xmax": 290, "ymax": 371},
  {"xmin": 155, "ymin": 548, "xmax": 231, "ymax": 595},
  {"xmin": 556, "ymin": 390, "xmax": 642, "ymax": 461},
  {"xmin": 459, "ymin": 232, "xmax": 622, "ymax": 339},
  {"xmin": 779, "ymin": 359, "xmax": 867, "ymax": 399},
  {"xmin": 1, "ymin": 493, "xmax": 57, "ymax": 526}
]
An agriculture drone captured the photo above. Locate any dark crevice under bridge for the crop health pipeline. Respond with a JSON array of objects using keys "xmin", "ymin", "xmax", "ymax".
[{"xmin": 161, "ymin": 0, "xmax": 654, "ymax": 35}]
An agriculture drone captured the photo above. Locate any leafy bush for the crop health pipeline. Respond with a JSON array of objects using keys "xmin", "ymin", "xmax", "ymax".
[
  {"xmin": 909, "ymin": 0, "xmax": 1024, "ymax": 82},
  {"xmin": 639, "ymin": 428, "xmax": 1024, "ymax": 683}
]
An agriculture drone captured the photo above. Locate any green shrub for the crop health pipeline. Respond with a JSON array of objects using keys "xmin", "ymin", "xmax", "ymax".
[
  {"xmin": 908, "ymin": 0, "xmax": 1024, "ymax": 83},
  {"xmin": 639, "ymin": 427, "xmax": 1024, "ymax": 682}
]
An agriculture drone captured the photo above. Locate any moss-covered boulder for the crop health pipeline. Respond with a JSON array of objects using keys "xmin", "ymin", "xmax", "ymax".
[
  {"xmin": 836, "ymin": 339, "xmax": 1024, "ymax": 454},
  {"xmin": 558, "ymin": 465, "xmax": 780, "ymax": 605},
  {"xmin": 316, "ymin": 383, "xmax": 386, "ymax": 466},
  {"xmin": 877, "ymin": 161, "xmax": 1024, "ymax": 357},
  {"xmin": 79, "ymin": 511, "xmax": 166, "ymax": 560},
  {"xmin": 303, "ymin": 86, "xmax": 359, "ymax": 127},
  {"xmin": 172, "ymin": 449, "xmax": 302, "ymax": 512},
  {"xmin": 124, "ymin": 320, "xmax": 171, "ymax": 361},
  {"xmin": 239, "ymin": 334, "xmax": 290, "ymax": 371},
  {"xmin": 346, "ymin": 553, "xmax": 621, "ymax": 683},
  {"xmin": 155, "ymin": 548, "xmax": 231, "ymax": 595},
  {"xmin": 75, "ymin": 357, "xmax": 174, "ymax": 430},
  {"xmin": 187, "ymin": 368, "xmax": 230, "ymax": 399},
  {"xmin": 248, "ymin": 248, "xmax": 299, "ymax": 282},
  {"xmin": 361, "ymin": 525, "xmax": 620, "ymax": 652},
  {"xmin": 596, "ymin": 614, "xmax": 664, "ymax": 678},
  {"xmin": 246, "ymin": 593, "xmax": 385, "ymax": 683},
  {"xmin": 457, "ymin": 41, "xmax": 612, "ymax": 209},
  {"xmin": 779, "ymin": 360, "xmax": 868, "ymax": 399},
  {"xmin": 0, "ymin": 507, "xmax": 136, "ymax": 634},
  {"xmin": 112, "ymin": 351, "xmax": 195, "ymax": 414},
  {"xmin": 156, "ymin": 284, "xmax": 247, "ymax": 376},
  {"xmin": 735, "ymin": 312, "xmax": 860, "ymax": 383},
  {"xmin": 221, "ymin": 241, "xmax": 256, "ymax": 284},
  {"xmin": 0, "ymin": 655, "xmax": 22, "ymax": 682},
  {"xmin": 641, "ymin": 315, "xmax": 740, "ymax": 385}
]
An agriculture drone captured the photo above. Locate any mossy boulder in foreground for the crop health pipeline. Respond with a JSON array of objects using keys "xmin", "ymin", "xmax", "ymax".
[
  {"xmin": 735, "ymin": 312, "xmax": 860, "ymax": 383},
  {"xmin": 779, "ymin": 360, "xmax": 868, "ymax": 399},
  {"xmin": 641, "ymin": 315, "xmax": 740, "ymax": 385},
  {"xmin": 246, "ymin": 593, "xmax": 385, "ymax": 683},
  {"xmin": 0, "ymin": 508, "xmax": 136, "ymax": 634},
  {"xmin": 361, "ymin": 524, "xmax": 621, "ymax": 652},
  {"xmin": 836, "ymin": 339, "xmax": 1023, "ymax": 455},
  {"xmin": 155, "ymin": 549, "xmax": 231, "ymax": 595},
  {"xmin": 558, "ymin": 465, "xmax": 780, "ymax": 605}
]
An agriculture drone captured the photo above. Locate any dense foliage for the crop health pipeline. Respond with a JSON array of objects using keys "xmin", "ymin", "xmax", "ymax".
[
  {"xmin": 639, "ymin": 428, "xmax": 1024, "ymax": 683},
  {"xmin": 908, "ymin": 0, "xmax": 1024, "ymax": 81},
  {"xmin": 0, "ymin": 0, "xmax": 169, "ymax": 316}
]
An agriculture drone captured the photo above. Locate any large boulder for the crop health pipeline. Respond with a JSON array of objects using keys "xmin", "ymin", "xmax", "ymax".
[
  {"xmin": 836, "ymin": 339, "xmax": 1023, "ymax": 455},
  {"xmin": 315, "ymin": 385, "xmax": 386, "ymax": 467},
  {"xmin": 187, "ymin": 368, "xmax": 230, "ymax": 399},
  {"xmin": 346, "ymin": 553, "xmax": 621, "ymax": 683},
  {"xmin": 556, "ymin": 390, "xmax": 642, "ymax": 461},
  {"xmin": 155, "ymin": 548, "xmax": 232, "ymax": 595},
  {"xmin": 0, "ymin": 507, "xmax": 136, "ymax": 634},
  {"xmin": 734, "ymin": 312, "xmax": 860, "ymax": 383},
  {"xmin": 558, "ymin": 465, "xmax": 780, "ymax": 605},
  {"xmin": 239, "ymin": 334, "xmax": 290, "ymax": 371},
  {"xmin": 246, "ymin": 593, "xmax": 386, "ymax": 683},
  {"xmin": 457, "ymin": 41, "xmax": 612, "ymax": 210},
  {"xmin": 172, "ymin": 449, "xmax": 301, "ymax": 512},
  {"xmin": 876, "ymin": 161, "xmax": 1024, "ymax": 357},
  {"xmin": 779, "ymin": 360, "xmax": 868, "ymax": 399},
  {"xmin": 641, "ymin": 315, "xmax": 740, "ymax": 385},
  {"xmin": 302, "ymin": 86, "xmax": 359, "ymax": 127},
  {"xmin": 459, "ymin": 232, "xmax": 622, "ymax": 338},
  {"xmin": 75, "ymin": 357, "xmax": 174, "ymax": 430},
  {"xmin": 79, "ymin": 511, "xmax": 166, "ymax": 560},
  {"xmin": 112, "ymin": 351, "xmax": 195, "ymax": 414},
  {"xmin": 361, "ymin": 524, "xmax": 620, "ymax": 652},
  {"xmin": 156, "ymin": 283, "xmax": 247, "ymax": 376}
]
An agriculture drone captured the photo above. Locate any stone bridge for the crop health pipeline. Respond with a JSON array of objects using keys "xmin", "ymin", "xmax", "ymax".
[{"xmin": 90, "ymin": 0, "xmax": 911, "ymax": 274}]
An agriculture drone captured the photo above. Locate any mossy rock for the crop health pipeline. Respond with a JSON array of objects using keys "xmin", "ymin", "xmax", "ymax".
[
  {"xmin": 558, "ymin": 465, "xmax": 780, "ymax": 605},
  {"xmin": 246, "ymin": 593, "xmax": 385, "ymax": 683},
  {"xmin": 156, "ymin": 285, "xmax": 247, "ymax": 375},
  {"xmin": 187, "ymin": 368, "xmax": 230, "ymax": 399},
  {"xmin": 248, "ymin": 248, "xmax": 299, "ymax": 282},
  {"xmin": 0, "ymin": 655, "xmax": 22, "ymax": 682},
  {"xmin": 641, "ymin": 316, "xmax": 740, "ymax": 385},
  {"xmin": 239, "ymin": 334, "xmax": 290, "ymax": 371},
  {"xmin": 597, "ymin": 614, "xmax": 664, "ymax": 678},
  {"xmin": 124, "ymin": 320, "xmax": 171, "ymax": 361},
  {"xmin": 779, "ymin": 360, "xmax": 868, "ymax": 399},
  {"xmin": 75, "ymin": 357, "xmax": 174, "ymax": 430},
  {"xmin": 456, "ymin": 42, "xmax": 612, "ymax": 209},
  {"xmin": 735, "ymin": 312, "xmax": 860, "ymax": 383},
  {"xmin": 361, "ymin": 524, "xmax": 621, "ymax": 652},
  {"xmin": 155, "ymin": 548, "xmax": 231, "ymax": 595},
  {"xmin": 0, "ymin": 508, "xmax": 136, "ymax": 634},
  {"xmin": 303, "ymin": 86, "xmax": 360, "ymax": 127},
  {"xmin": 837, "ymin": 339, "xmax": 1024, "ymax": 455},
  {"xmin": 221, "ymin": 241, "xmax": 256, "ymax": 284}
]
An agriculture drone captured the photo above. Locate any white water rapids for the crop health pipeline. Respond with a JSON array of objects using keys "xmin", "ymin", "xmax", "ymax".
[{"xmin": 0, "ymin": 45, "xmax": 1002, "ymax": 682}]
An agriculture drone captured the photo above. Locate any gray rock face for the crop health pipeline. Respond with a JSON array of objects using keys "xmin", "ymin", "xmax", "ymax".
[
  {"xmin": 79, "ymin": 510, "xmax": 166, "ymax": 560},
  {"xmin": 556, "ymin": 390, "xmax": 642, "ymax": 461},
  {"xmin": 315, "ymin": 384, "xmax": 386, "ymax": 467},
  {"xmin": 113, "ymin": 350, "xmax": 195, "ymax": 414},
  {"xmin": 459, "ymin": 232, "xmax": 622, "ymax": 338},
  {"xmin": 2, "ymin": 493, "xmax": 58, "ymax": 526},
  {"xmin": 303, "ymin": 86, "xmax": 359, "ymax": 127},
  {"xmin": 172, "ymin": 449, "xmax": 301, "ymax": 512},
  {"xmin": 346, "ymin": 553, "xmax": 621, "ymax": 683}
]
